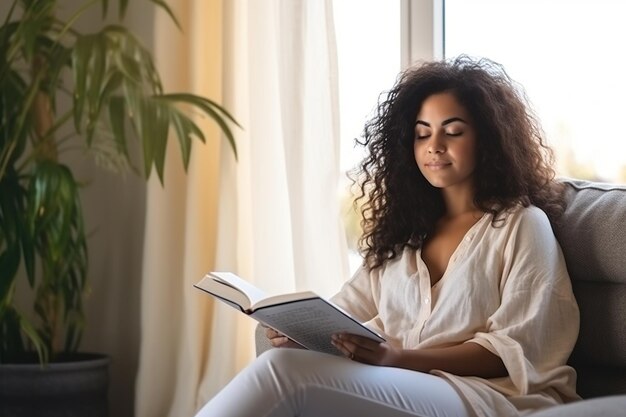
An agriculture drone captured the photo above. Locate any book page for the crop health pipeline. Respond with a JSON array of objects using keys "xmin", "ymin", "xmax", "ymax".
[
  {"xmin": 251, "ymin": 291, "xmax": 319, "ymax": 310},
  {"xmin": 209, "ymin": 272, "xmax": 268, "ymax": 306},
  {"xmin": 194, "ymin": 273, "xmax": 259, "ymax": 311},
  {"xmin": 251, "ymin": 298, "xmax": 384, "ymax": 356}
]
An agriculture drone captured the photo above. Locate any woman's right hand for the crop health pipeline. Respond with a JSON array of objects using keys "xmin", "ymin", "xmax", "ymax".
[{"xmin": 264, "ymin": 326, "xmax": 302, "ymax": 348}]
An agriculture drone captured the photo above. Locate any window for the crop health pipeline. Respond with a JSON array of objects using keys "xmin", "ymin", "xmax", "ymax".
[
  {"xmin": 444, "ymin": 0, "xmax": 626, "ymax": 183},
  {"xmin": 334, "ymin": 0, "xmax": 625, "ymax": 275},
  {"xmin": 333, "ymin": 0, "xmax": 402, "ymax": 273}
]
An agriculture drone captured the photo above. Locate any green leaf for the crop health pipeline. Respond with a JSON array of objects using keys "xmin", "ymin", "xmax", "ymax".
[
  {"xmin": 160, "ymin": 93, "xmax": 239, "ymax": 160},
  {"xmin": 138, "ymin": 97, "xmax": 153, "ymax": 177},
  {"xmin": 170, "ymin": 108, "xmax": 204, "ymax": 169},
  {"xmin": 117, "ymin": 54, "xmax": 143, "ymax": 85},
  {"xmin": 164, "ymin": 93, "xmax": 241, "ymax": 127},
  {"xmin": 105, "ymin": 25, "xmax": 162, "ymax": 93},
  {"xmin": 0, "ymin": 245, "xmax": 19, "ymax": 305},
  {"xmin": 153, "ymin": 100, "xmax": 171, "ymax": 183},
  {"xmin": 108, "ymin": 95, "xmax": 130, "ymax": 161},
  {"xmin": 101, "ymin": 0, "xmax": 110, "ymax": 17},
  {"xmin": 118, "ymin": 0, "xmax": 130, "ymax": 19},
  {"xmin": 85, "ymin": 35, "xmax": 107, "ymax": 145},
  {"xmin": 0, "ymin": 22, "xmax": 21, "ymax": 80},
  {"xmin": 19, "ymin": 1, "xmax": 55, "ymax": 63},
  {"xmin": 0, "ymin": 69, "xmax": 29, "ymax": 179},
  {"xmin": 1, "ymin": 1, "xmax": 18, "ymax": 28},
  {"xmin": 122, "ymin": 79, "xmax": 141, "ymax": 121},
  {"xmin": 0, "ymin": 175, "xmax": 26, "ymax": 295},
  {"xmin": 85, "ymin": 69, "xmax": 123, "ymax": 149},
  {"xmin": 138, "ymin": 43, "xmax": 162, "ymax": 94},
  {"xmin": 38, "ymin": 38, "xmax": 72, "ymax": 105},
  {"xmin": 98, "ymin": 72, "xmax": 123, "ymax": 112},
  {"xmin": 19, "ymin": 312, "xmax": 49, "ymax": 364},
  {"xmin": 0, "ymin": 306, "xmax": 26, "ymax": 362},
  {"xmin": 25, "ymin": 161, "xmax": 87, "ymax": 358},
  {"xmin": 9, "ymin": 69, "xmax": 44, "ymax": 158},
  {"xmin": 0, "ymin": 306, "xmax": 49, "ymax": 364},
  {"xmin": 55, "ymin": 0, "xmax": 100, "ymax": 42},
  {"xmin": 28, "ymin": 162, "xmax": 86, "ymax": 267},
  {"xmin": 72, "ymin": 36, "xmax": 92, "ymax": 133},
  {"xmin": 149, "ymin": 0, "xmax": 181, "ymax": 30}
]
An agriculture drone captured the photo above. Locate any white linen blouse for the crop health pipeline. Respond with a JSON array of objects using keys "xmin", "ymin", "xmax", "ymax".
[{"xmin": 331, "ymin": 205, "xmax": 580, "ymax": 417}]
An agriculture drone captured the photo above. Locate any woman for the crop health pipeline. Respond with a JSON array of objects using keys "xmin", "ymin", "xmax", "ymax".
[{"xmin": 195, "ymin": 56, "xmax": 580, "ymax": 417}]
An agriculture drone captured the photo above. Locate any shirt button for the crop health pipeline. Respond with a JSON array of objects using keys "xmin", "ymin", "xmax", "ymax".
[{"xmin": 424, "ymin": 297, "xmax": 430, "ymax": 304}]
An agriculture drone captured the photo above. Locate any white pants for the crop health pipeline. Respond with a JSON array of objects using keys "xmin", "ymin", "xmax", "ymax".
[{"xmin": 195, "ymin": 348, "xmax": 471, "ymax": 417}]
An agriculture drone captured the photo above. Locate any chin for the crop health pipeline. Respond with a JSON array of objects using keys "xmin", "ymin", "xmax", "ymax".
[
  {"xmin": 422, "ymin": 175, "xmax": 449, "ymax": 188},
  {"xmin": 425, "ymin": 180, "xmax": 447, "ymax": 189}
]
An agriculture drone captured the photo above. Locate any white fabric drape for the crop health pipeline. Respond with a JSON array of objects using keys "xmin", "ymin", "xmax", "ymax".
[
  {"xmin": 219, "ymin": 0, "xmax": 346, "ymax": 295},
  {"xmin": 135, "ymin": 1, "xmax": 347, "ymax": 416}
]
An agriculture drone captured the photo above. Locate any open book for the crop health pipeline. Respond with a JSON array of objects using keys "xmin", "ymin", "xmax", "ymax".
[{"xmin": 194, "ymin": 272, "xmax": 385, "ymax": 356}]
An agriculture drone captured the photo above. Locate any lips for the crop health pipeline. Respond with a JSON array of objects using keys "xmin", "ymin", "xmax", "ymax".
[{"xmin": 425, "ymin": 160, "xmax": 452, "ymax": 169}]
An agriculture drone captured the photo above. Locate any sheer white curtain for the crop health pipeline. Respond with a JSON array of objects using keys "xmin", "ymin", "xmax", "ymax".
[
  {"xmin": 135, "ymin": 1, "xmax": 348, "ymax": 416},
  {"xmin": 199, "ymin": 0, "xmax": 349, "ymax": 403},
  {"xmin": 218, "ymin": 0, "xmax": 347, "ymax": 295}
]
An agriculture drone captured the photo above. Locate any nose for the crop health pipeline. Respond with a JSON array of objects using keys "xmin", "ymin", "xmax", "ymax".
[{"xmin": 427, "ymin": 133, "xmax": 445, "ymax": 154}]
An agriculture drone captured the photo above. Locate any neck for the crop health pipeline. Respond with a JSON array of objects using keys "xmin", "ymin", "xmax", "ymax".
[{"xmin": 441, "ymin": 183, "xmax": 479, "ymax": 218}]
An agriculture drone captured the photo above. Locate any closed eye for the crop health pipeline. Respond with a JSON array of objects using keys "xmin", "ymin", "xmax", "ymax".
[{"xmin": 446, "ymin": 131, "xmax": 463, "ymax": 137}]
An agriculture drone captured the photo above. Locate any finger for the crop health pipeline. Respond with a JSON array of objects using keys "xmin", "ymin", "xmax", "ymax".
[
  {"xmin": 281, "ymin": 339, "xmax": 303, "ymax": 349},
  {"xmin": 333, "ymin": 334, "xmax": 365, "ymax": 356},
  {"xmin": 336, "ymin": 333, "xmax": 380, "ymax": 352},
  {"xmin": 269, "ymin": 336, "xmax": 290, "ymax": 347},
  {"xmin": 330, "ymin": 335, "xmax": 349, "ymax": 355},
  {"xmin": 331, "ymin": 335, "xmax": 357, "ymax": 360},
  {"xmin": 265, "ymin": 327, "xmax": 281, "ymax": 339},
  {"xmin": 353, "ymin": 342, "xmax": 394, "ymax": 365}
]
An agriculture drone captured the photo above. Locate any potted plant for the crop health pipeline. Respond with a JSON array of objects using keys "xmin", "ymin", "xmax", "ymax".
[{"xmin": 0, "ymin": 0, "xmax": 237, "ymax": 414}]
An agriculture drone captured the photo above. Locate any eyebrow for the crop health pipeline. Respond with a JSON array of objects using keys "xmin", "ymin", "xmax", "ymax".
[{"xmin": 415, "ymin": 117, "xmax": 468, "ymax": 127}]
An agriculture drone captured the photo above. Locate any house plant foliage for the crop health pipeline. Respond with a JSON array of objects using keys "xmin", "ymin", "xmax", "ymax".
[{"xmin": 0, "ymin": 0, "xmax": 238, "ymax": 365}]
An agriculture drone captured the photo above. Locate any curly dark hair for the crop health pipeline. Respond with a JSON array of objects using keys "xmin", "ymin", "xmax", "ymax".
[{"xmin": 354, "ymin": 55, "xmax": 565, "ymax": 269}]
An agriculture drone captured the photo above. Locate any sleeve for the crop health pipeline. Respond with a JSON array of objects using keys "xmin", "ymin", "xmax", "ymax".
[
  {"xmin": 330, "ymin": 264, "xmax": 380, "ymax": 323},
  {"xmin": 467, "ymin": 207, "xmax": 579, "ymax": 395}
]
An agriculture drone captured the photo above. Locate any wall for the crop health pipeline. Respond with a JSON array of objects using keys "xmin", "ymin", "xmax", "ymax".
[
  {"xmin": 0, "ymin": 1, "xmax": 154, "ymax": 416},
  {"xmin": 71, "ymin": 3, "xmax": 155, "ymax": 417}
]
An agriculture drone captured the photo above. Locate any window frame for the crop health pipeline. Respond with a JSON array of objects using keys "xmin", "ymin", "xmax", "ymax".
[{"xmin": 401, "ymin": 0, "xmax": 445, "ymax": 69}]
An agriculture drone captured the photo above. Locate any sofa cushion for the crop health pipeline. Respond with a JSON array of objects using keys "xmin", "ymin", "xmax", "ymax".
[
  {"xmin": 553, "ymin": 179, "xmax": 626, "ymax": 398},
  {"xmin": 555, "ymin": 179, "xmax": 626, "ymax": 285}
]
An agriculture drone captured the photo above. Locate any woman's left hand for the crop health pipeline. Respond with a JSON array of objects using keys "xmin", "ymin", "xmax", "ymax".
[{"xmin": 331, "ymin": 333, "xmax": 401, "ymax": 366}]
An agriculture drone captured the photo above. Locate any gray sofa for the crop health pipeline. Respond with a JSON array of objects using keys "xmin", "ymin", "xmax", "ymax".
[{"xmin": 255, "ymin": 178, "xmax": 626, "ymax": 416}]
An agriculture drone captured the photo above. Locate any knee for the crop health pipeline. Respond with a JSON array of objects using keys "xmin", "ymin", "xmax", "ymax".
[
  {"xmin": 252, "ymin": 348, "xmax": 330, "ymax": 387},
  {"xmin": 244, "ymin": 349, "xmax": 309, "ymax": 400},
  {"xmin": 252, "ymin": 350, "xmax": 330, "ymax": 411},
  {"xmin": 255, "ymin": 347, "xmax": 304, "ymax": 371}
]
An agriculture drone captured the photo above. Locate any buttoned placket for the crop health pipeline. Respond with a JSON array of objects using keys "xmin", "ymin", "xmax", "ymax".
[
  {"xmin": 413, "ymin": 231, "xmax": 476, "ymax": 344},
  {"xmin": 413, "ymin": 252, "xmax": 434, "ymax": 344}
]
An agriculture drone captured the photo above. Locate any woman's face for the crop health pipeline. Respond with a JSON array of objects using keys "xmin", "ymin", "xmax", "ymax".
[{"xmin": 413, "ymin": 92, "xmax": 477, "ymax": 192}]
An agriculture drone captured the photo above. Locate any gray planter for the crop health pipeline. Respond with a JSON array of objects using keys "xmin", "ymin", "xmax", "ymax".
[{"xmin": 0, "ymin": 353, "xmax": 109, "ymax": 417}]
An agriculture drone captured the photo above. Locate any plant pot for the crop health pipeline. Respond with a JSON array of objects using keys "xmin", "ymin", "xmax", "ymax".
[{"xmin": 0, "ymin": 352, "xmax": 109, "ymax": 417}]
